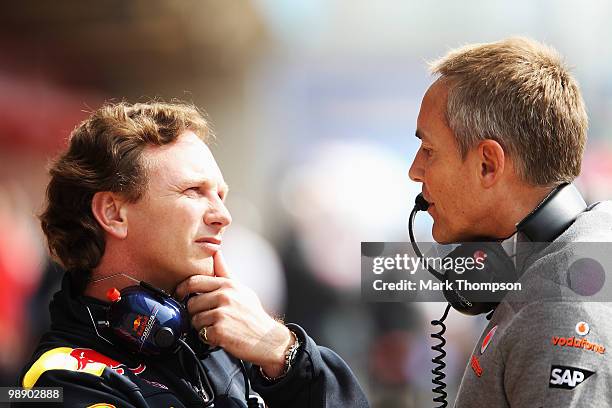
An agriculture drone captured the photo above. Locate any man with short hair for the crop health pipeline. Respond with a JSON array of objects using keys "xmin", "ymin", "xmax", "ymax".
[
  {"xmin": 410, "ymin": 37, "xmax": 612, "ymax": 406},
  {"xmin": 17, "ymin": 102, "xmax": 369, "ymax": 407}
]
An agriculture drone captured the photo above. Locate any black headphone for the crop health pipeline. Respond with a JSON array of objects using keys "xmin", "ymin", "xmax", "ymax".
[{"xmin": 408, "ymin": 183, "xmax": 588, "ymax": 315}]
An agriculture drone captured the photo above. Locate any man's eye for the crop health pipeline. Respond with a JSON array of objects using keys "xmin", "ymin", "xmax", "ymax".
[
  {"xmin": 422, "ymin": 147, "xmax": 433, "ymax": 156},
  {"xmin": 185, "ymin": 187, "xmax": 201, "ymax": 196}
]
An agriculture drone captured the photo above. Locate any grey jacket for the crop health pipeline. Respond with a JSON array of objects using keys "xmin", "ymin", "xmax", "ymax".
[{"xmin": 454, "ymin": 201, "xmax": 612, "ymax": 408}]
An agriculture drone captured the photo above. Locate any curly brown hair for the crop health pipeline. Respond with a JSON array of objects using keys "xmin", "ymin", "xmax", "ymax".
[{"xmin": 40, "ymin": 101, "xmax": 212, "ymax": 288}]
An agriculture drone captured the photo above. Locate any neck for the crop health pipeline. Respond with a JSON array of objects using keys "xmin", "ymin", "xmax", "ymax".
[
  {"xmin": 84, "ymin": 270, "xmax": 143, "ymax": 301},
  {"xmin": 83, "ymin": 245, "xmax": 146, "ymax": 301},
  {"xmin": 488, "ymin": 184, "xmax": 555, "ymax": 239}
]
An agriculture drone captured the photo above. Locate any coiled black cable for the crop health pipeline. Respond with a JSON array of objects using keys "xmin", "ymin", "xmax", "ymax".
[
  {"xmin": 430, "ymin": 303, "xmax": 452, "ymax": 408},
  {"xmin": 408, "ymin": 198, "xmax": 445, "ymax": 282},
  {"xmin": 408, "ymin": 194, "xmax": 452, "ymax": 407}
]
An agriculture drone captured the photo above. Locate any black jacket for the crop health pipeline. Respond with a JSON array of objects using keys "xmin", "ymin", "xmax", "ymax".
[{"xmin": 15, "ymin": 273, "xmax": 369, "ymax": 407}]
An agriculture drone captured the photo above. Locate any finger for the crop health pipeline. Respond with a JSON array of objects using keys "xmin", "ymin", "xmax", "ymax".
[
  {"xmin": 187, "ymin": 291, "xmax": 229, "ymax": 314},
  {"xmin": 213, "ymin": 250, "xmax": 232, "ymax": 278},
  {"xmin": 198, "ymin": 323, "xmax": 221, "ymax": 347},
  {"xmin": 174, "ymin": 274, "xmax": 226, "ymax": 299},
  {"xmin": 191, "ymin": 309, "xmax": 223, "ymax": 331}
]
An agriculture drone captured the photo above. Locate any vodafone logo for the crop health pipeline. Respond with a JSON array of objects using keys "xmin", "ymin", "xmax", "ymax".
[
  {"xmin": 480, "ymin": 325, "xmax": 498, "ymax": 355},
  {"xmin": 551, "ymin": 336, "xmax": 605, "ymax": 354},
  {"xmin": 549, "ymin": 365, "xmax": 594, "ymax": 389},
  {"xmin": 576, "ymin": 321, "xmax": 590, "ymax": 336}
]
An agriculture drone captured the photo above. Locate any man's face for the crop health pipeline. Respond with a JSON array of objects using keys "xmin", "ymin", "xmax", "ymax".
[
  {"xmin": 124, "ymin": 131, "xmax": 231, "ymax": 290},
  {"xmin": 409, "ymin": 80, "xmax": 483, "ymax": 243}
]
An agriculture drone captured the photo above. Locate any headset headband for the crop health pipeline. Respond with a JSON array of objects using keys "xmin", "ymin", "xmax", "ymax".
[{"xmin": 516, "ymin": 183, "xmax": 587, "ymax": 242}]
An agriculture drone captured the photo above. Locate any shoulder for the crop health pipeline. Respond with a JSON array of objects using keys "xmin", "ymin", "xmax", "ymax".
[
  {"xmin": 18, "ymin": 345, "xmax": 148, "ymax": 408},
  {"xmin": 562, "ymin": 200, "xmax": 612, "ymax": 241},
  {"xmin": 21, "ymin": 346, "xmax": 124, "ymax": 388},
  {"xmin": 497, "ymin": 301, "xmax": 612, "ymax": 358}
]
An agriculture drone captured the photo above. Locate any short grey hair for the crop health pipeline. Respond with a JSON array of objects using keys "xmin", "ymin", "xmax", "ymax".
[{"xmin": 429, "ymin": 37, "xmax": 588, "ymax": 186}]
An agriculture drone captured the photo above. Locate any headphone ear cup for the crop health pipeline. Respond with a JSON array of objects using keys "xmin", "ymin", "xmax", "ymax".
[
  {"xmin": 443, "ymin": 285, "xmax": 496, "ymax": 315},
  {"xmin": 442, "ymin": 242, "xmax": 517, "ymax": 316},
  {"xmin": 107, "ymin": 285, "xmax": 190, "ymax": 355}
]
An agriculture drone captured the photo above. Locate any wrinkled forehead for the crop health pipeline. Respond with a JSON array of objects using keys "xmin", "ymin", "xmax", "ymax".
[{"xmin": 142, "ymin": 131, "xmax": 226, "ymax": 190}]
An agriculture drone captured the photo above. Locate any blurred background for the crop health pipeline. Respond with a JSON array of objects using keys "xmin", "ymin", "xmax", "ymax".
[{"xmin": 1, "ymin": 1, "xmax": 612, "ymax": 406}]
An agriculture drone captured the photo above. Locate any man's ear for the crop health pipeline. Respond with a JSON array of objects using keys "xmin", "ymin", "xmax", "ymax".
[
  {"xmin": 478, "ymin": 139, "xmax": 505, "ymax": 188},
  {"xmin": 91, "ymin": 192, "xmax": 129, "ymax": 239}
]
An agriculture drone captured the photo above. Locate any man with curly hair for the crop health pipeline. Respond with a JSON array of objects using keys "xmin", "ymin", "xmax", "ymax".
[{"xmin": 17, "ymin": 102, "xmax": 369, "ymax": 408}]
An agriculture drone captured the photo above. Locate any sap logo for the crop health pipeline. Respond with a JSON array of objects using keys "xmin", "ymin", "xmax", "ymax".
[{"xmin": 549, "ymin": 365, "xmax": 594, "ymax": 389}]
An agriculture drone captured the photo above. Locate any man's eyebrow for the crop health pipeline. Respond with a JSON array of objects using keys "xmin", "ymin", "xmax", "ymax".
[
  {"xmin": 212, "ymin": 180, "xmax": 230, "ymax": 194},
  {"xmin": 184, "ymin": 177, "xmax": 230, "ymax": 192}
]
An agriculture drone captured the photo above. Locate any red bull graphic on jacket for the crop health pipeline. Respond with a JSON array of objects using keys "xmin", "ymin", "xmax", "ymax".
[
  {"xmin": 70, "ymin": 348, "xmax": 146, "ymax": 375},
  {"xmin": 23, "ymin": 347, "xmax": 145, "ymax": 388}
]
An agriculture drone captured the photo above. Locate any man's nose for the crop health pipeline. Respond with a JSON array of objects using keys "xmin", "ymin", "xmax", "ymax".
[
  {"xmin": 408, "ymin": 152, "xmax": 423, "ymax": 182},
  {"xmin": 204, "ymin": 197, "xmax": 232, "ymax": 228}
]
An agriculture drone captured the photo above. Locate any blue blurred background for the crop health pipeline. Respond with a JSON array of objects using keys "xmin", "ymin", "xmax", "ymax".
[{"xmin": 1, "ymin": 1, "xmax": 611, "ymax": 406}]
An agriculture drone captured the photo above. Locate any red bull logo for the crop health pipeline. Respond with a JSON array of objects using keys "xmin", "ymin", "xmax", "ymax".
[
  {"xmin": 133, "ymin": 315, "xmax": 148, "ymax": 337},
  {"xmin": 140, "ymin": 308, "xmax": 158, "ymax": 346},
  {"xmin": 70, "ymin": 348, "xmax": 146, "ymax": 375}
]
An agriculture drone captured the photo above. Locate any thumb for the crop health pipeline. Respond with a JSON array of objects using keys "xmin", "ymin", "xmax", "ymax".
[{"xmin": 213, "ymin": 250, "xmax": 232, "ymax": 278}]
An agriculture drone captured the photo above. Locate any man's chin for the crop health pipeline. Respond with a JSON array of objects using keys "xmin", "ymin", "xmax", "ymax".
[
  {"xmin": 174, "ymin": 260, "xmax": 214, "ymax": 279},
  {"xmin": 433, "ymin": 237, "xmax": 454, "ymax": 245},
  {"xmin": 167, "ymin": 266, "xmax": 214, "ymax": 296},
  {"xmin": 432, "ymin": 225, "xmax": 455, "ymax": 245},
  {"xmin": 188, "ymin": 263, "xmax": 215, "ymax": 277},
  {"xmin": 190, "ymin": 256, "xmax": 215, "ymax": 274}
]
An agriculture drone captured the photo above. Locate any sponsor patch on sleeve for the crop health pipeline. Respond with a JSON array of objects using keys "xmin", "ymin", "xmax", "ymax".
[
  {"xmin": 23, "ymin": 347, "xmax": 106, "ymax": 389},
  {"xmin": 470, "ymin": 355, "xmax": 483, "ymax": 377},
  {"xmin": 480, "ymin": 325, "xmax": 498, "ymax": 355},
  {"xmin": 551, "ymin": 336, "xmax": 605, "ymax": 354},
  {"xmin": 549, "ymin": 365, "xmax": 594, "ymax": 390},
  {"xmin": 22, "ymin": 347, "xmax": 145, "ymax": 389},
  {"xmin": 575, "ymin": 321, "xmax": 590, "ymax": 336}
]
